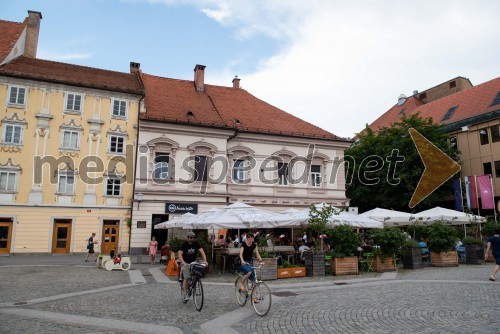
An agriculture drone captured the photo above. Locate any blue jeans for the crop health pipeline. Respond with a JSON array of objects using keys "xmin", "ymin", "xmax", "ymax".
[{"xmin": 240, "ymin": 260, "xmax": 254, "ymax": 281}]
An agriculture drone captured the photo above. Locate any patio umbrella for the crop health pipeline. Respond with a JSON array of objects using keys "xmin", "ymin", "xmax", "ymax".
[
  {"xmin": 413, "ymin": 207, "xmax": 485, "ymax": 225},
  {"xmin": 359, "ymin": 208, "xmax": 415, "ymax": 227},
  {"xmin": 154, "ymin": 212, "xmax": 196, "ymax": 229}
]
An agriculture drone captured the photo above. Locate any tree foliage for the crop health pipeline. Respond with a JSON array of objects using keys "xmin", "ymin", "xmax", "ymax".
[{"xmin": 345, "ymin": 114, "xmax": 460, "ymax": 212}]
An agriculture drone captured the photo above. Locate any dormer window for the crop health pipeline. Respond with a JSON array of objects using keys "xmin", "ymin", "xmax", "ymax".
[
  {"xmin": 491, "ymin": 92, "xmax": 500, "ymax": 106},
  {"xmin": 441, "ymin": 106, "xmax": 458, "ymax": 121}
]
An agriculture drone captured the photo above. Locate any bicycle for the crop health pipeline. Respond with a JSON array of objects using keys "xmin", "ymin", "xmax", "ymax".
[
  {"xmin": 179, "ymin": 262, "xmax": 207, "ymax": 311},
  {"xmin": 234, "ymin": 263, "xmax": 272, "ymax": 316}
]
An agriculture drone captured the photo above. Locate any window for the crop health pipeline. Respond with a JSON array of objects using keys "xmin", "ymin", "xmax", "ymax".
[
  {"xmin": 106, "ymin": 177, "xmax": 121, "ymax": 196},
  {"xmin": 112, "ymin": 100, "xmax": 127, "ymax": 117},
  {"xmin": 495, "ymin": 161, "xmax": 500, "ymax": 178},
  {"xmin": 480, "ymin": 128, "xmax": 489, "ymax": 145},
  {"xmin": 154, "ymin": 153, "xmax": 169, "ymax": 179},
  {"xmin": 0, "ymin": 171, "xmax": 17, "ymax": 192},
  {"xmin": 57, "ymin": 174, "xmax": 75, "ymax": 194},
  {"xmin": 65, "ymin": 93, "xmax": 82, "ymax": 112},
  {"xmin": 109, "ymin": 135, "xmax": 125, "ymax": 154},
  {"xmin": 419, "ymin": 92, "xmax": 427, "ymax": 100},
  {"xmin": 441, "ymin": 106, "xmax": 458, "ymax": 121},
  {"xmin": 490, "ymin": 125, "xmax": 500, "ymax": 143},
  {"xmin": 8, "ymin": 86, "xmax": 26, "ymax": 105},
  {"xmin": 3, "ymin": 124, "xmax": 22, "ymax": 145},
  {"xmin": 483, "ymin": 162, "xmax": 493, "ymax": 176},
  {"xmin": 194, "ymin": 155, "xmax": 208, "ymax": 181},
  {"xmin": 61, "ymin": 131, "xmax": 80, "ymax": 150},
  {"xmin": 311, "ymin": 165, "xmax": 322, "ymax": 187},
  {"xmin": 278, "ymin": 162, "xmax": 289, "ymax": 185},
  {"xmin": 449, "ymin": 136, "xmax": 457, "ymax": 149},
  {"xmin": 491, "ymin": 92, "xmax": 500, "ymax": 106},
  {"xmin": 233, "ymin": 159, "xmax": 245, "ymax": 184},
  {"xmin": 449, "ymin": 81, "xmax": 456, "ymax": 89},
  {"xmin": 398, "ymin": 108, "xmax": 406, "ymax": 115}
]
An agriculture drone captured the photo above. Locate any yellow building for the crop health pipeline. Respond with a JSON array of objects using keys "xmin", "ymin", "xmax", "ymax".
[{"xmin": 0, "ymin": 12, "xmax": 144, "ymax": 254}]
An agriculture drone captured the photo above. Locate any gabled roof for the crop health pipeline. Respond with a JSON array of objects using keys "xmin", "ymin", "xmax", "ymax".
[
  {"xmin": 0, "ymin": 56, "xmax": 143, "ymax": 95},
  {"xmin": 0, "ymin": 18, "xmax": 27, "ymax": 62},
  {"xmin": 141, "ymin": 73, "xmax": 345, "ymax": 141},
  {"xmin": 367, "ymin": 77, "xmax": 500, "ymax": 132}
]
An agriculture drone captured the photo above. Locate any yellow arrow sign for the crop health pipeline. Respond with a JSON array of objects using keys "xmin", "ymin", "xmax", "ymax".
[{"xmin": 408, "ymin": 128, "xmax": 461, "ymax": 208}]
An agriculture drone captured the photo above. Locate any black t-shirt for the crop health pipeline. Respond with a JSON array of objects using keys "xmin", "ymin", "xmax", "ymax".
[
  {"xmin": 489, "ymin": 236, "xmax": 500, "ymax": 254},
  {"xmin": 88, "ymin": 237, "xmax": 94, "ymax": 249},
  {"xmin": 241, "ymin": 241, "xmax": 257, "ymax": 261},
  {"xmin": 180, "ymin": 241, "xmax": 202, "ymax": 263}
]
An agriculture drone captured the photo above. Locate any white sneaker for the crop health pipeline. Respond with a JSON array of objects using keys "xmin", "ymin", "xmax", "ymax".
[{"xmin": 183, "ymin": 294, "xmax": 189, "ymax": 301}]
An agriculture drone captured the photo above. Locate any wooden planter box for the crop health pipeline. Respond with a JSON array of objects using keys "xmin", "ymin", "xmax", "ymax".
[
  {"xmin": 257, "ymin": 258, "xmax": 277, "ymax": 281},
  {"xmin": 402, "ymin": 247, "xmax": 423, "ymax": 270},
  {"xmin": 430, "ymin": 251, "xmax": 459, "ymax": 267},
  {"xmin": 372, "ymin": 256, "xmax": 396, "ymax": 272},
  {"xmin": 465, "ymin": 244, "xmax": 485, "ymax": 265},
  {"xmin": 486, "ymin": 248, "xmax": 495, "ymax": 263},
  {"xmin": 277, "ymin": 267, "xmax": 294, "ymax": 279},
  {"xmin": 291, "ymin": 267, "xmax": 306, "ymax": 277},
  {"xmin": 331, "ymin": 256, "xmax": 359, "ymax": 275},
  {"xmin": 304, "ymin": 252, "xmax": 325, "ymax": 277}
]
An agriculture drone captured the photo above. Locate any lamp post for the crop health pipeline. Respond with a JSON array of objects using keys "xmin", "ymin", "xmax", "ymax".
[{"xmin": 136, "ymin": 193, "xmax": 143, "ymax": 210}]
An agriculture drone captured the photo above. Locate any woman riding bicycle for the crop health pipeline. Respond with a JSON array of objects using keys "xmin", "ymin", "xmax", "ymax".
[{"xmin": 239, "ymin": 232, "xmax": 263, "ymax": 293}]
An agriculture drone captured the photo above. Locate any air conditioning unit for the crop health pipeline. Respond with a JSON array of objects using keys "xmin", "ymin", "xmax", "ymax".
[
  {"xmin": 348, "ymin": 207, "xmax": 358, "ymax": 215},
  {"xmin": 461, "ymin": 126, "xmax": 469, "ymax": 132}
]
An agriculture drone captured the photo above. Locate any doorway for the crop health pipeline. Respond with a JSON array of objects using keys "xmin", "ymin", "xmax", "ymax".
[
  {"xmin": 0, "ymin": 218, "xmax": 13, "ymax": 254},
  {"xmin": 101, "ymin": 220, "xmax": 120, "ymax": 255},
  {"xmin": 52, "ymin": 219, "xmax": 72, "ymax": 254},
  {"xmin": 152, "ymin": 214, "xmax": 169, "ymax": 249}
]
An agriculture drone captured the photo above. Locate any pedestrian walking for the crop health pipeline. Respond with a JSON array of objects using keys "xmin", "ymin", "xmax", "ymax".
[
  {"xmin": 485, "ymin": 228, "xmax": 500, "ymax": 281},
  {"xmin": 85, "ymin": 233, "xmax": 98, "ymax": 262},
  {"xmin": 147, "ymin": 236, "xmax": 159, "ymax": 264}
]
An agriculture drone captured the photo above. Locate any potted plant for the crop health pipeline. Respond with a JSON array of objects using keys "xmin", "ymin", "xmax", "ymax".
[
  {"xmin": 304, "ymin": 204, "xmax": 334, "ymax": 277},
  {"xmin": 427, "ymin": 222, "xmax": 458, "ymax": 267},
  {"xmin": 327, "ymin": 224, "xmax": 359, "ymax": 275},
  {"xmin": 401, "ymin": 239, "xmax": 423, "ymax": 270},
  {"xmin": 463, "ymin": 237, "xmax": 484, "ymax": 265},
  {"xmin": 370, "ymin": 227, "xmax": 405, "ymax": 272},
  {"xmin": 277, "ymin": 260, "xmax": 294, "ymax": 279}
]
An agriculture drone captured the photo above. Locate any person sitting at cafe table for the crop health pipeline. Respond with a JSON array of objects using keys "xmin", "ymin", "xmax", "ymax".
[
  {"xmin": 216, "ymin": 235, "xmax": 226, "ymax": 247},
  {"xmin": 298, "ymin": 240, "xmax": 310, "ymax": 261},
  {"xmin": 418, "ymin": 238, "xmax": 427, "ymax": 248}
]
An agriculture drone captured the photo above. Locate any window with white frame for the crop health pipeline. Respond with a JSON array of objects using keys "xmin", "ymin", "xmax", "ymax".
[
  {"xmin": 154, "ymin": 153, "xmax": 169, "ymax": 179},
  {"xmin": 0, "ymin": 171, "xmax": 18, "ymax": 192},
  {"xmin": 233, "ymin": 159, "xmax": 245, "ymax": 184},
  {"xmin": 65, "ymin": 93, "xmax": 83, "ymax": 112},
  {"xmin": 3, "ymin": 124, "xmax": 23, "ymax": 145},
  {"xmin": 57, "ymin": 174, "xmax": 75, "ymax": 195},
  {"xmin": 106, "ymin": 177, "xmax": 121, "ymax": 196},
  {"xmin": 109, "ymin": 135, "xmax": 125, "ymax": 154},
  {"xmin": 112, "ymin": 99, "xmax": 127, "ymax": 118},
  {"xmin": 8, "ymin": 86, "xmax": 26, "ymax": 105},
  {"xmin": 61, "ymin": 130, "xmax": 80, "ymax": 150},
  {"xmin": 311, "ymin": 165, "xmax": 322, "ymax": 187},
  {"xmin": 278, "ymin": 162, "xmax": 289, "ymax": 185}
]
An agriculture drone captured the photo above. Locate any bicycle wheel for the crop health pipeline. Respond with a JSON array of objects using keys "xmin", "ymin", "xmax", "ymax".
[
  {"xmin": 180, "ymin": 281, "xmax": 188, "ymax": 303},
  {"xmin": 251, "ymin": 282, "xmax": 271, "ymax": 316},
  {"xmin": 234, "ymin": 275, "xmax": 248, "ymax": 306},
  {"xmin": 193, "ymin": 278, "xmax": 204, "ymax": 311}
]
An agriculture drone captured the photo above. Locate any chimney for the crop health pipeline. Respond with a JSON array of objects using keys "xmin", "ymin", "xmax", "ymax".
[
  {"xmin": 130, "ymin": 62, "xmax": 141, "ymax": 74},
  {"xmin": 194, "ymin": 64, "xmax": 206, "ymax": 92},
  {"xmin": 24, "ymin": 10, "xmax": 42, "ymax": 58},
  {"xmin": 232, "ymin": 75, "xmax": 240, "ymax": 89},
  {"xmin": 413, "ymin": 90, "xmax": 418, "ymax": 95}
]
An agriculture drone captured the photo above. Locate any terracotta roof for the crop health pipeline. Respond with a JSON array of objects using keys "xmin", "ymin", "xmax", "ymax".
[
  {"xmin": 141, "ymin": 73, "xmax": 344, "ymax": 140},
  {"xmin": 368, "ymin": 77, "xmax": 500, "ymax": 132},
  {"xmin": 0, "ymin": 18, "xmax": 27, "ymax": 62},
  {"xmin": 0, "ymin": 56, "xmax": 143, "ymax": 95}
]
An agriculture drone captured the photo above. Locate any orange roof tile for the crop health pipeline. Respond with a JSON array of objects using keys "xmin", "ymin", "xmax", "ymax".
[
  {"xmin": 0, "ymin": 56, "xmax": 143, "ymax": 95},
  {"xmin": 141, "ymin": 73, "xmax": 344, "ymax": 140},
  {"xmin": 368, "ymin": 77, "xmax": 500, "ymax": 132},
  {"xmin": 0, "ymin": 18, "xmax": 27, "ymax": 62}
]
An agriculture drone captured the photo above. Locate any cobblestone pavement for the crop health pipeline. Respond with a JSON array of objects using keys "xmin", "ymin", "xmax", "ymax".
[{"xmin": 1, "ymin": 257, "xmax": 499, "ymax": 334}]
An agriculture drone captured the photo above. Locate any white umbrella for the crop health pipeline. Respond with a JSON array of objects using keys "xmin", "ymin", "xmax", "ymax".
[
  {"xmin": 413, "ymin": 207, "xmax": 485, "ymax": 225},
  {"xmin": 155, "ymin": 212, "xmax": 197, "ymax": 229},
  {"xmin": 328, "ymin": 212, "xmax": 384, "ymax": 229},
  {"xmin": 359, "ymin": 208, "xmax": 415, "ymax": 227}
]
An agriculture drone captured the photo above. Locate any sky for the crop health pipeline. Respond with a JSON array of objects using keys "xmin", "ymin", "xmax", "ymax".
[{"xmin": 3, "ymin": 0, "xmax": 500, "ymax": 139}]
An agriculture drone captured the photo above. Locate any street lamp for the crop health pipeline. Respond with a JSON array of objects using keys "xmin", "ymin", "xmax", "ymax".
[{"xmin": 136, "ymin": 193, "xmax": 143, "ymax": 209}]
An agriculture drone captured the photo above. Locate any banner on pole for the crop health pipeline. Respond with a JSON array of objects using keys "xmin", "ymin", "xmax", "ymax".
[
  {"xmin": 477, "ymin": 174, "xmax": 494, "ymax": 209},
  {"xmin": 464, "ymin": 176, "xmax": 478, "ymax": 209}
]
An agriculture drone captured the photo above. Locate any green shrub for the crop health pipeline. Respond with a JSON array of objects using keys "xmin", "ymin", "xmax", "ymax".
[
  {"xmin": 279, "ymin": 260, "xmax": 292, "ymax": 268},
  {"xmin": 402, "ymin": 239, "xmax": 419, "ymax": 248},
  {"xmin": 462, "ymin": 236, "xmax": 483, "ymax": 245},
  {"xmin": 482, "ymin": 221, "xmax": 500, "ymax": 238},
  {"xmin": 427, "ymin": 222, "xmax": 457, "ymax": 253},
  {"xmin": 168, "ymin": 237, "xmax": 184, "ymax": 253},
  {"xmin": 371, "ymin": 227, "xmax": 405, "ymax": 256},
  {"xmin": 327, "ymin": 224, "xmax": 358, "ymax": 257}
]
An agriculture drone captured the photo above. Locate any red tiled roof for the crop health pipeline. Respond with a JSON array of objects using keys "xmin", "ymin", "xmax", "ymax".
[
  {"xmin": 0, "ymin": 56, "xmax": 143, "ymax": 95},
  {"xmin": 368, "ymin": 77, "xmax": 500, "ymax": 132},
  {"xmin": 141, "ymin": 73, "xmax": 344, "ymax": 140},
  {"xmin": 0, "ymin": 18, "xmax": 27, "ymax": 62}
]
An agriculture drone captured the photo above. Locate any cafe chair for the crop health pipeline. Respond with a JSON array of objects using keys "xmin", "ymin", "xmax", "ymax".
[{"xmin": 359, "ymin": 252, "xmax": 374, "ymax": 272}]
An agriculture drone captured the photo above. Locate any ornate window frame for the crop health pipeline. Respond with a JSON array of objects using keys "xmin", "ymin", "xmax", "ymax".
[
  {"xmin": 1, "ymin": 113, "xmax": 26, "ymax": 147},
  {"xmin": 0, "ymin": 158, "xmax": 21, "ymax": 193},
  {"xmin": 147, "ymin": 137, "xmax": 179, "ymax": 182},
  {"xmin": 228, "ymin": 146, "xmax": 255, "ymax": 185}
]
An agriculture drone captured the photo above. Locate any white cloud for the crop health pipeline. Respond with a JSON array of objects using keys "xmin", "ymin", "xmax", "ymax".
[{"xmin": 38, "ymin": 50, "xmax": 94, "ymax": 61}]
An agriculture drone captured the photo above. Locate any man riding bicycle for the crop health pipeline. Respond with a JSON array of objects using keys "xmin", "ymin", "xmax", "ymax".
[
  {"xmin": 239, "ymin": 232, "xmax": 263, "ymax": 294},
  {"xmin": 178, "ymin": 231, "xmax": 207, "ymax": 302}
]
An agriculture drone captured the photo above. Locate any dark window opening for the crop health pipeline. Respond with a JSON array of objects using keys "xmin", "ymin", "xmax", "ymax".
[
  {"xmin": 483, "ymin": 162, "xmax": 492, "ymax": 176},
  {"xmin": 491, "ymin": 126, "xmax": 500, "ymax": 143},
  {"xmin": 278, "ymin": 162, "xmax": 289, "ymax": 185},
  {"xmin": 449, "ymin": 81, "xmax": 456, "ymax": 89},
  {"xmin": 419, "ymin": 92, "xmax": 427, "ymax": 100},
  {"xmin": 194, "ymin": 155, "xmax": 208, "ymax": 181},
  {"xmin": 449, "ymin": 136, "xmax": 457, "ymax": 149},
  {"xmin": 479, "ymin": 128, "xmax": 489, "ymax": 145},
  {"xmin": 495, "ymin": 161, "xmax": 500, "ymax": 178},
  {"xmin": 441, "ymin": 106, "xmax": 458, "ymax": 121}
]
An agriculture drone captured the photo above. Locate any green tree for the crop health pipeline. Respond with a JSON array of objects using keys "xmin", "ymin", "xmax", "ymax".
[{"xmin": 346, "ymin": 114, "xmax": 460, "ymax": 212}]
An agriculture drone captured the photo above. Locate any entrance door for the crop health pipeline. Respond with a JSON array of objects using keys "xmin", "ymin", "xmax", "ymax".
[
  {"xmin": 152, "ymin": 214, "xmax": 169, "ymax": 249},
  {"xmin": 52, "ymin": 219, "xmax": 72, "ymax": 254},
  {"xmin": 102, "ymin": 220, "xmax": 120, "ymax": 254},
  {"xmin": 0, "ymin": 218, "xmax": 13, "ymax": 254}
]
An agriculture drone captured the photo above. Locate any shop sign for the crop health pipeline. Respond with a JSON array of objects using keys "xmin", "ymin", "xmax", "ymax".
[{"xmin": 165, "ymin": 202, "xmax": 198, "ymax": 214}]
